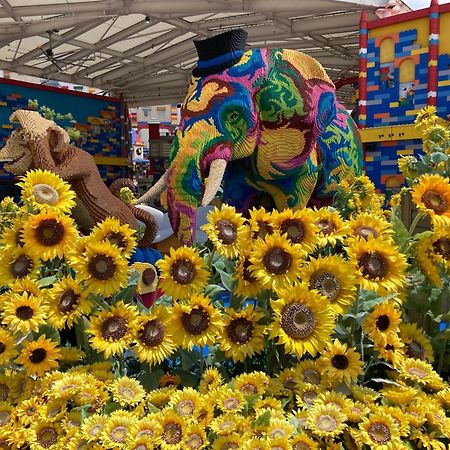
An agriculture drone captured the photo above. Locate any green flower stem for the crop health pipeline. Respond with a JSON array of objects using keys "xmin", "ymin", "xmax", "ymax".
[
  {"xmin": 350, "ymin": 285, "xmax": 361, "ymax": 348},
  {"xmin": 438, "ymin": 336, "xmax": 448, "ymax": 375},
  {"xmin": 199, "ymin": 347, "xmax": 205, "ymax": 374},
  {"xmin": 401, "ymin": 212, "xmax": 425, "ymax": 253},
  {"xmin": 118, "ymin": 352, "xmax": 124, "ymax": 376}
]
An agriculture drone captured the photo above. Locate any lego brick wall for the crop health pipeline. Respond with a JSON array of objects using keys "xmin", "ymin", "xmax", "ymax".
[
  {"xmin": 366, "ymin": 29, "xmax": 450, "ymax": 127},
  {"xmin": 0, "ymin": 79, "xmax": 127, "ymax": 182}
]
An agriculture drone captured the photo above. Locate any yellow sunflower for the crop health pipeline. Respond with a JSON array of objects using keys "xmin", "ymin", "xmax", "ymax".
[
  {"xmin": 22, "ymin": 210, "xmax": 78, "ymax": 261},
  {"xmin": 18, "ymin": 169, "xmax": 76, "ymax": 214},
  {"xmin": 219, "ymin": 305, "xmax": 265, "ymax": 362},
  {"xmin": 16, "ymin": 335, "xmax": 61, "ymax": 377},
  {"xmin": 198, "ymin": 367, "xmax": 223, "ymax": 394},
  {"xmin": 347, "ymin": 236, "xmax": 407, "ymax": 295},
  {"xmin": 399, "ymin": 323, "xmax": 434, "ymax": 362},
  {"xmin": 72, "ymin": 241, "xmax": 129, "ymax": 297},
  {"xmin": 132, "ymin": 305, "xmax": 177, "ymax": 365},
  {"xmin": 90, "ymin": 217, "xmax": 137, "ymax": 258},
  {"xmin": 398, "ymin": 358, "xmax": 437, "ymax": 386},
  {"xmin": 296, "ymin": 383, "xmax": 321, "ymax": 409},
  {"xmin": 423, "ymin": 124, "xmax": 450, "ymax": 154},
  {"xmin": 347, "ymin": 401, "xmax": 371, "ymax": 423},
  {"xmin": 296, "ymin": 359, "xmax": 326, "ymax": 386},
  {"xmin": 1, "ymin": 292, "xmax": 48, "ymax": 334},
  {"xmin": 147, "ymin": 387, "xmax": 176, "ymax": 409},
  {"xmin": 306, "ymin": 404, "xmax": 347, "ymax": 439},
  {"xmin": 248, "ymin": 206, "xmax": 275, "ymax": 241},
  {"xmin": 201, "ymin": 204, "xmax": 247, "ymax": 259},
  {"xmin": 212, "ymin": 433, "xmax": 241, "ymax": 450},
  {"xmin": 416, "ymin": 235, "xmax": 443, "ymax": 287},
  {"xmin": 429, "ymin": 223, "xmax": 450, "ymax": 271},
  {"xmin": 157, "ymin": 246, "xmax": 209, "ymax": 301},
  {"xmin": 269, "ymin": 284, "xmax": 335, "ymax": 358},
  {"xmin": 0, "ymin": 248, "xmax": 39, "ymax": 285},
  {"xmin": 170, "ymin": 294, "xmax": 222, "ymax": 350},
  {"xmin": 0, "ymin": 218, "xmax": 26, "ymax": 250},
  {"xmin": 109, "ymin": 377, "xmax": 146, "ymax": 407},
  {"xmin": 168, "ymin": 387, "xmax": 204, "ymax": 419},
  {"xmin": 234, "ymin": 372, "xmax": 270, "ymax": 396},
  {"xmin": 273, "ymin": 208, "xmax": 319, "ymax": 251},
  {"xmin": 414, "ymin": 105, "xmax": 437, "ymax": 127},
  {"xmin": 411, "ymin": 174, "xmax": 450, "ymax": 224},
  {"xmin": 47, "ymin": 277, "xmax": 91, "ymax": 330},
  {"xmin": 316, "ymin": 390, "xmax": 354, "ymax": 415},
  {"xmin": 16, "ymin": 396, "xmax": 42, "ymax": 426},
  {"xmin": 101, "ymin": 411, "xmax": 134, "ymax": 449},
  {"xmin": 398, "ymin": 156, "xmax": 418, "ymax": 180},
  {"xmin": 215, "ymin": 387, "xmax": 246, "ymax": 413},
  {"xmin": 291, "ymin": 433, "xmax": 319, "ymax": 450},
  {"xmin": 158, "ymin": 410, "xmax": 186, "ymax": 450},
  {"xmin": 311, "ymin": 208, "xmax": 349, "ymax": 246},
  {"xmin": 88, "ymin": 301, "xmax": 139, "ymax": 358},
  {"xmin": 363, "ymin": 302, "xmax": 402, "ymax": 345},
  {"xmin": 301, "ymin": 255, "xmax": 356, "ymax": 315},
  {"xmin": 130, "ymin": 414, "xmax": 162, "ymax": 443},
  {"xmin": 129, "ymin": 435, "xmax": 159, "ymax": 450},
  {"xmin": 358, "ymin": 413, "xmax": 401, "ymax": 449},
  {"xmin": 0, "ymin": 329, "xmax": 17, "ymax": 365},
  {"xmin": 318, "ymin": 340, "xmax": 363, "ymax": 386},
  {"xmin": 347, "ymin": 212, "xmax": 392, "ymax": 241},
  {"xmin": 234, "ymin": 250, "xmax": 265, "ymax": 299},
  {"xmin": 373, "ymin": 333, "xmax": 405, "ymax": 368},
  {"xmin": 249, "ymin": 233, "xmax": 304, "ymax": 292},
  {"xmin": 27, "ymin": 419, "xmax": 63, "ymax": 450}
]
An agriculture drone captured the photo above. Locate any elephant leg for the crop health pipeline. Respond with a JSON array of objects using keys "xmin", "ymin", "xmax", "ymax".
[{"xmin": 313, "ymin": 107, "xmax": 363, "ymax": 201}]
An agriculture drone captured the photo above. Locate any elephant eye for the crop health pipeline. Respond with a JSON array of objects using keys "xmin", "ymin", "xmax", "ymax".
[{"xmin": 229, "ymin": 112, "xmax": 239, "ymax": 121}]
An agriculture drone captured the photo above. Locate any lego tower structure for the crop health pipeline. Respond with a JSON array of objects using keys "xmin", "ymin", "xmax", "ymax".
[{"xmin": 359, "ymin": 0, "xmax": 450, "ymax": 193}]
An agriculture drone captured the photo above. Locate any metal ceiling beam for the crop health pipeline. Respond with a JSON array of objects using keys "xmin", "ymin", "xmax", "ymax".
[
  {"xmin": 12, "ymin": 19, "xmax": 106, "ymax": 66},
  {"xmin": 0, "ymin": 0, "xmax": 379, "ymax": 19},
  {"xmin": 74, "ymin": 28, "xmax": 185, "ymax": 77}
]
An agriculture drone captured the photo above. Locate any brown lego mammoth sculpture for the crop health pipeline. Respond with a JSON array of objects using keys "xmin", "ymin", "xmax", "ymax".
[{"xmin": 0, "ymin": 110, "xmax": 157, "ymax": 247}]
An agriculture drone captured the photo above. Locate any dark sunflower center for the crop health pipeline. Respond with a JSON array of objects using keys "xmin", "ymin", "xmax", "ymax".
[
  {"xmin": 58, "ymin": 289, "xmax": 80, "ymax": 313},
  {"xmin": 317, "ymin": 414, "xmax": 337, "ymax": 432},
  {"xmin": 87, "ymin": 254, "xmax": 116, "ymax": 281},
  {"xmin": 359, "ymin": 252, "xmax": 388, "ymax": 279},
  {"xmin": 254, "ymin": 220, "xmax": 273, "ymax": 239},
  {"xmin": 242, "ymin": 259, "xmax": 257, "ymax": 282},
  {"xmin": 281, "ymin": 303, "xmax": 316, "ymax": 340},
  {"xmin": 37, "ymin": 426, "xmax": 58, "ymax": 448},
  {"xmin": 104, "ymin": 231, "xmax": 127, "ymax": 249},
  {"xmin": 139, "ymin": 320, "xmax": 164, "ymax": 347},
  {"xmin": 227, "ymin": 317, "xmax": 254, "ymax": 344},
  {"xmin": 142, "ymin": 268, "xmax": 156, "ymax": 285},
  {"xmin": 283, "ymin": 376, "xmax": 297, "ymax": 390},
  {"xmin": 376, "ymin": 315, "xmax": 390, "ymax": 332},
  {"xmin": 0, "ymin": 343, "xmax": 5, "ymax": 355},
  {"xmin": 216, "ymin": 219, "xmax": 237, "ymax": 245},
  {"xmin": 181, "ymin": 307, "xmax": 210, "ymax": 335},
  {"xmin": 303, "ymin": 368, "xmax": 321, "ymax": 385},
  {"xmin": 405, "ymin": 340, "xmax": 426, "ymax": 360},
  {"xmin": 315, "ymin": 219, "xmax": 335, "ymax": 235},
  {"xmin": 187, "ymin": 433, "xmax": 203, "ymax": 449},
  {"xmin": 11, "ymin": 254, "xmax": 33, "ymax": 278},
  {"xmin": 16, "ymin": 305, "xmax": 33, "ymax": 320},
  {"xmin": 163, "ymin": 422, "xmax": 182, "ymax": 444},
  {"xmin": 354, "ymin": 226, "xmax": 378, "ymax": 240},
  {"xmin": 170, "ymin": 259, "xmax": 196, "ymax": 285},
  {"xmin": 280, "ymin": 219, "xmax": 305, "ymax": 244},
  {"xmin": 309, "ymin": 271, "xmax": 340, "ymax": 301},
  {"xmin": 385, "ymin": 344, "xmax": 395, "ymax": 351},
  {"xmin": 101, "ymin": 316, "xmax": 128, "ymax": 341},
  {"xmin": 368, "ymin": 422, "xmax": 391, "ymax": 444},
  {"xmin": 433, "ymin": 238, "xmax": 450, "ymax": 259},
  {"xmin": 29, "ymin": 348, "xmax": 47, "ymax": 364},
  {"xmin": 332, "ymin": 354, "xmax": 350, "ymax": 370},
  {"xmin": 35, "ymin": 219, "xmax": 65, "ymax": 246},
  {"xmin": 263, "ymin": 246, "xmax": 291, "ymax": 275},
  {"xmin": 422, "ymin": 190, "xmax": 448, "ymax": 214},
  {"xmin": 241, "ymin": 383, "xmax": 258, "ymax": 394},
  {"xmin": 302, "ymin": 390, "xmax": 318, "ymax": 405},
  {"xmin": 293, "ymin": 443, "xmax": 312, "ymax": 450},
  {"xmin": 110, "ymin": 426, "xmax": 127, "ymax": 442},
  {"xmin": 176, "ymin": 400, "xmax": 195, "ymax": 416}
]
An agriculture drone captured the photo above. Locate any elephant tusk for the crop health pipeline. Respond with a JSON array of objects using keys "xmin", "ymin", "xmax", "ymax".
[
  {"xmin": 201, "ymin": 159, "xmax": 227, "ymax": 207},
  {"xmin": 135, "ymin": 170, "xmax": 168, "ymax": 204}
]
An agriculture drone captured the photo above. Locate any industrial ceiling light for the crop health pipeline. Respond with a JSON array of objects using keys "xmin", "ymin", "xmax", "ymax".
[{"xmin": 145, "ymin": 16, "xmax": 151, "ymax": 23}]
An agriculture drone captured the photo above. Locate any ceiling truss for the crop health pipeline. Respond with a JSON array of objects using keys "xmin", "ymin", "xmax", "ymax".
[{"xmin": 0, "ymin": 0, "xmax": 397, "ymax": 107}]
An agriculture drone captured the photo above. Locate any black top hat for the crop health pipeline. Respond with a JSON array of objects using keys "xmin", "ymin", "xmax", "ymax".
[{"xmin": 192, "ymin": 29, "xmax": 248, "ymax": 77}]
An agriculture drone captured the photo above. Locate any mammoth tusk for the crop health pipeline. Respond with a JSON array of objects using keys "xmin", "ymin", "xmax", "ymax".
[
  {"xmin": 201, "ymin": 159, "xmax": 227, "ymax": 207},
  {"xmin": 135, "ymin": 170, "xmax": 168, "ymax": 204}
]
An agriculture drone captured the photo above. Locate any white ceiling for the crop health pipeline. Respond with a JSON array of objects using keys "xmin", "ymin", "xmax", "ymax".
[{"xmin": 0, "ymin": 0, "xmax": 398, "ymax": 107}]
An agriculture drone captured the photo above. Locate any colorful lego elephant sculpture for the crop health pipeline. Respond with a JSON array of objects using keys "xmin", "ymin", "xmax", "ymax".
[{"xmin": 137, "ymin": 29, "xmax": 362, "ymax": 245}]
